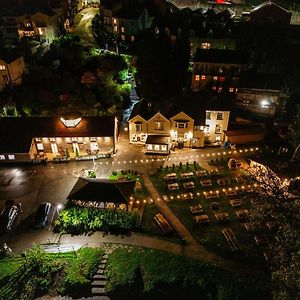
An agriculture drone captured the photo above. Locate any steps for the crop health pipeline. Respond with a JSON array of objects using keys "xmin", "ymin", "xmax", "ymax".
[{"xmin": 91, "ymin": 251, "xmax": 110, "ymax": 299}]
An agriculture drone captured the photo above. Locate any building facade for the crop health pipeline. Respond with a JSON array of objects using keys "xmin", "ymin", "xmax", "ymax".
[
  {"xmin": 0, "ymin": 55, "xmax": 25, "ymax": 90},
  {"xmin": 0, "ymin": 115, "xmax": 119, "ymax": 163}
]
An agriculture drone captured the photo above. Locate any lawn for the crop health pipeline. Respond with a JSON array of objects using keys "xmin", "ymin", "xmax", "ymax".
[
  {"xmin": 105, "ymin": 247, "xmax": 270, "ymax": 300},
  {"xmin": 0, "ymin": 245, "xmax": 103, "ymax": 300},
  {"xmin": 150, "ymin": 162, "xmax": 267, "ymax": 266}
]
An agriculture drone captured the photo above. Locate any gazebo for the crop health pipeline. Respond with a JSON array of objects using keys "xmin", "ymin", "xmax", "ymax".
[{"xmin": 67, "ymin": 177, "xmax": 136, "ymax": 210}]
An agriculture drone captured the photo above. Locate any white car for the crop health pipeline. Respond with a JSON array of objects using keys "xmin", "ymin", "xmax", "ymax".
[{"xmin": 0, "ymin": 206, "xmax": 18, "ymax": 233}]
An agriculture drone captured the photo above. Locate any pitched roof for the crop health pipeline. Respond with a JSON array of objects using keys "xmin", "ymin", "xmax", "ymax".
[
  {"xmin": 238, "ymin": 72, "xmax": 284, "ymax": 91},
  {"xmin": 251, "ymin": 1, "xmax": 290, "ymax": 14},
  {"xmin": 194, "ymin": 49, "xmax": 248, "ymax": 64},
  {"xmin": 0, "ymin": 116, "xmax": 116, "ymax": 153},
  {"xmin": 68, "ymin": 177, "xmax": 135, "ymax": 204},
  {"xmin": 146, "ymin": 135, "xmax": 170, "ymax": 145}
]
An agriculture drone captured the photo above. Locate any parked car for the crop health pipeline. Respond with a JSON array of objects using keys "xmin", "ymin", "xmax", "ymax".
[
  {"xmin": 33, "ymin": 203, "xmax": 52, "ymax": 229},
  {"xmin": 0, "ymin": 206, "xmax": 18, "ymax": 233}
]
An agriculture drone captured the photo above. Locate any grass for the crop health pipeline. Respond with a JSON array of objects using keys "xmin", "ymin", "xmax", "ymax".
[
  {"xmin": 105, "ymin": 247, "xmax": 270, "ymax": 300},
  {"xmin": 150, "ymin": 163, "xmax": 266, "ymax": 266},
  {"xmin": 140, "ymin": 204, "xmax": 181, "ymax": 244},
  {"xmin": 0, "ymin": 255, "xmax": 23, "ymax": 281}
]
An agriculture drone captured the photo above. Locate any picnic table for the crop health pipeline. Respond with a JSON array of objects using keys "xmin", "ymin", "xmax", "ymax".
[
  {"xmin": 194, "ymin": 214, "xmax": 210, "ymax": 224},
  {"xmin": 224, "ymin": 190, "xmax": 237, "ymax": 197},
  {"xmin": 200, "ymin": 179, "xmax": 212, "ymax": 187},
  {"xmin": 204, "ymin": 192, "xmax": 219, "ymax": 199},
  {"xmin": 215, "ymin": 212, "xmax": 229, "ymax": 222},
  {"xmin": 235, "ymin": 209, "xmax": 249, "ymax": 220},
  {"xmin": 181, "ymin": 193, "xmax": 194, "ymax": 200},
  {"xmin": 164, "ymin": 173, "xmax": 177, "ymax": 181},
  {"xmin": 253, "ymin": 235, "xmax": 268, "ymax": 246},
  {"xmin": 229, "ymin": 199, "xmax": 242, "ymax": 208},
  {"xmin": 195, "ymin": 170, "xmax": 208, "ymax": 178},
  {"xmin": 154, "ymin": 213, "xmax": 173, "ymax": 234},
  {"xmin": 209, "ymin": 169, "xmax": 220, "ymax": 176},
  {"xmin": 181, "ymin": 172, "xmax": 194, "ymax": 180},
  {"xmin": 243, "ymin": 222, "xmax": 257, "ymax": 232},
  {"xmin": 168, "ymin": 183, "xmax": 179, "ymax": 191},
  {"xmin": 189, "ymin": 204, "xmax": 203, "ymax": 215},
  {"xmin": 222, "ymin": 228, "xmax": 239, "ymax": 251},
  {"xmin": 183, "ymin": 181, "xmax": 195, "ymax": 190},
  {"xmin": 217, "ymin": 178, "xmax": 230, "ymax": 186}
]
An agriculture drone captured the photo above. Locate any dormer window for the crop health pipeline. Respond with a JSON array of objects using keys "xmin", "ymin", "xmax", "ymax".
[
  {"xmin": 155, "ymin": 122, "xmax": 164, "ymax": 130},
  {"xmin": 60, "ymin": 113, "xmax": 82, "ymax": 128},
  {"xmin": 175, "ymin": 121, "xmax": 188, "ymax": 129}
]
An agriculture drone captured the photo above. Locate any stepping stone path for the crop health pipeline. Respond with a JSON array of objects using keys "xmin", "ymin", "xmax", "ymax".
[{"xmin": 91, "ymin": 251, "xmax": 110, "ymax": 300}]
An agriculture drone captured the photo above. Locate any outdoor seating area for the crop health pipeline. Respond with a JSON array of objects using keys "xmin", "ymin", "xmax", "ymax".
[
  {"xmin": 181, "ymin": 172, "xmax": 194, "ymax": 180},
  {"xmin": 200, "ymin": 179, "xmax": 212, "ymax": 187},
  {"xmin": 235, "ymin": 209, "xmax": 249, "ymax": 220},
  {"xmin": 183, "ymin": 181, "xmax": 195, "ymax": 190},
  {"xmin": 194, "ymin": 214, "xmax": 210, "ymax": 224},
  {"xmin": 189, "ymin": 204, "xmax": 203, "ymax": 215},
  {"xmin": 168, "ymin": 183, "xmax": 179, "ymax": 191},
  {"xmin": 215, "ymin": 212, "xmax": 229, "ymax": 223}
]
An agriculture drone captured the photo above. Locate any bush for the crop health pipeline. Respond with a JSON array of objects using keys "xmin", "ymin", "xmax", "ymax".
[
  {"xmin": 210, "ymin": 202, "xmax": 219, "ymax": 210},
  {"xmin": 55, "ymin": 207, "xmax": 140, "ymax": 234},
  {"xmin": 60, "ymin": 247, "xmax": 103, "ymax": 297}
]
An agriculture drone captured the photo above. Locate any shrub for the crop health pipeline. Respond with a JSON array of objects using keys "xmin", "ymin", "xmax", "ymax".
[
  {"xmin": 55, "ymin": 207, "xmax": 140, "ymax": 234},
  {"xmin": 210, "ymin": 202, "xmax": 219, "ymax": 210}
]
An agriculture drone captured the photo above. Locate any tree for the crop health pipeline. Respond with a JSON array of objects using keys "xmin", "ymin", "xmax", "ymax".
[
  {"xmin": 248, "ymin": 161, "xmax": 300, "ymax": 300},
  {"xmin": 289, "ymin": 105, "xmax": 300, "ymax": 162}
]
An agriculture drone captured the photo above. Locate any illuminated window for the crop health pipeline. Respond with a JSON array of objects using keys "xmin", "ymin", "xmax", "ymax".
[
  {"xmin": 201, "ymin": 42, "xmax": 211, "ymax": 49},
  {"xmin": 147, "ymin": 144, "xmax": 153, "ymax": 150},
  {"xmin": 215, "ymin": 124, "xmax": 222, "ymax": 134},
  {"xmin": 36, "ymin": 143, "xmax": 44, "ymax": 150},
  {"xmin": 161, "ymin": 145, "xmax": 167, "ymax": 151},
  {"xmin": 213, "ymin": 76, "xmax": 218, "ymax": 80},
  {"xmin": 206, "ymin": 112, "xmax": 211, "ymax": 120},
  {"xmin": 0, "ymin": 65, "xmax": 6, "ymax": 70},
  {"xmin": 0, "ymin": 155, "xmax": 5, "ymax": 160},
  {"xmin": 141, "ymin": 134, "xmax": 147, "ymax": 141},
  {"xmin": 25, "ymin": 22, "xmax": 31, "ymax": 27},
  {"xmin": 113, "ymin": 18, "xmax": 117, "ymax": 25},
  {"xmin": 121, "ymin": 35, "xmax": 125, "ymax": 41},
  {"xmin": 195, "ymin": 75, "xmax": 200, "ymax": 81},
  {"xmin": 90, "ymin": 137, "xmax": 97, "ymax": 141},
  {"xmin": 35, "ymin": 138, "xmax": 42, "ymax": 142},
  {"xmin": 90, "ymin": 142, "xmax": 98, "ymax": 151},
  {"xmin": 78, "ymin": 137, "xmax": 83, "ymax": 143},
  {"xmin": 49, "ymin": 138, "xmax": 56, "ymax": 142},
  {"xmin": 60, "ymin": 117, "xmax": 81, "ymax": 128},
  {"xmin": 8, "ymin": 154, "xmax": 15, "ymax": 160},
  {"xmin": 229, "ymin": 87, "xmax": 234, "ymax": 93},
  {"xmin": 114, "ymin": 25, "xmax": 118, "ymax": 32},
  {"xmin": 215, "ymin": 136, "xmax": 221, "ymax": 141},
  {"xmin": 201, "ymin": 75, "xmax": 206, "ymax": 80},
  {"xmin": 212, "ymin": 86, "xmax": 217, "ymax": 90},
  {"xmin": 71, "ymin": 137, "xmax": 77, "ymax": 142},
  {"xmin": 217, "ymin": 112, "xmax": 223, "ymax": 120},
  {"xmin": 155, "ymin": 122, "xmax": 164, "ymax": 130},
  {"xmin": 154, "ymin": 145, "xmax": 160, "ymax": 151},
  {"xmin": 218, "ymin": 87, "xmax": 223, "ymax": 93},
  {"xmin": 131, "ymin": 36, "xmax": 135, "ymax": 42},
  {"xmin": 135, "ymin": 124, "xmax": 142, "ymax": 132},
  {"xmin": 121, "ymin": 27, "xmax": 125, "ymax": 33}
]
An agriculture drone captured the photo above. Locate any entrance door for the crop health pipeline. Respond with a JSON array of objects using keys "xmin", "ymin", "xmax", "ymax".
[
  {"xmin": 51, "ymin": 143, "xmax": 58, "ymax": 154},
  {"xmin": 73, "ymin": 143, "xmax": 79, "ymax": 155}
]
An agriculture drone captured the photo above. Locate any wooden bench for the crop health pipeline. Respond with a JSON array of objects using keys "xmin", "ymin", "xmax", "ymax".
[
  {"xmin": 222, "ymin": 228, "xmax": 239, "ymax": 251},
  {"xmin": 154, "ymin": 213, "xmax": 173, "ymax": 234}
]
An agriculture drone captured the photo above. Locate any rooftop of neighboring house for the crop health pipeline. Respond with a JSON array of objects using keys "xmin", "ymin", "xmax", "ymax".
[
  {"xmin": 68, "ymin": 177, "xmax": 135, "ymax": 204},
  {"xmin": 238, "ymin": 72, "xmax": 285, "ymax": 91},
  {"xmin": 251, "ymin": 1, "xmax": 291, "ymax": 14},
  {"xmin": 194, "ymin": 48, "xmax": 248, "ymax": 64},
  {"xmin": 129, "ymin": 92, "xmax": 234, "ymax": 126},
  {"xmin": 0, "ymin": 116, "xmax": 116, "ymax": 153}
]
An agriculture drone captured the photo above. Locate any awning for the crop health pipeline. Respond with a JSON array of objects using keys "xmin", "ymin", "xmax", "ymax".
[{"xmin": 146, "ymin": 135, "xmax": 169, "ymax": 145}]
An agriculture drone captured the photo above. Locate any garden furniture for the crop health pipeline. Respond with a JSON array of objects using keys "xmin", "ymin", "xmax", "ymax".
[
  {"xmin": 229, "ymin": 199, "xmax": 242, "ymax": 208},
  {"xmin": 194, "ymin": 214, "xmax": 209, "ymax": 224},
  {"xmin": 189, "ymin": 204, "xmax": 203, "ymax": 215}
]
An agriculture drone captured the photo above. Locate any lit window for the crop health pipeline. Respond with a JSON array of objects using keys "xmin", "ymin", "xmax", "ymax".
[
  {"xmin": 36, "ymin": 143, "xmax": 44, "ymax": 150},
  {"xmin": 78, "ymin": 137, "xmax": 83, "ymax": 143},
  {"xmin": 135, "ymin": 124, "xmax": 142, "ymax": 132},
  {"xmin": 8, "ymin": 154, "xmax": 15, "ymax": 160},
  {"xmin": 121, "ymin": 35, "xmax": 125, "ymax": 41},
  {"xmin": 213, "ymin": 76, "xmax": 218, "ymax": 80},
  {"xmin": 206, "ymin": 112, "xmax": 211, "ymax": 120},
  {"xmin": 229, "ymin": 87, "xmax": 234, "ymax": 93},
  {"xmin": 0, "ymin": 155, "xmax": 5, "ymax": 160},
  {"xmin": 154, "ymin": 145, "xmax": 160, "ymax": 151},
  {"xmin": 131, "ymin": 35, "xmax": 135, "ymax": 42},
  {"xmin": 71, "ymin": 137, "xmax": 77, "ymax": 142},
  {"xmin": 161, "ymin": 145, "xmax": 167, "ymax": 151},
  {"xmin": 90, "ymin": 137, "xmax": 97, "ymax": 141},
  {"xmin": 218, "ymin": 87, "xmax": 223, "ymax": 93},
  {"xmin": 121, "ymin": 27, "xmax": 125, "ymax": 33},
  {"xmin": 60, "ymin": 117, "xmax": 81, "ymax": 128},
  {"xmin": 215, "ymin": 136, "xmax": 221, "ymax": 141},
  {"xmin": 114, "ymin": 25, "xmax": 118, "ymax": 32},
  {"xmin": 35, "ymin": 138, "xmax": 42, "ymax": 142},
  {"xmin": 141, "ymin": 134, "xmax": 147, "ymax": 141},
  {"xmin": 215, "ymin": 124, "xmax": 222, "ymax": 134},
  {"xmin": 201, "ymin": 42, "xmax": 211, "ymax": 49},
  {"xmin": 217, "ymin": 112, "xmax": 223, "ymax": 120},
  {"xmin": 212, "ymin": 86, "xmax": 217, "ymax": 90},
  {"xmin": 90, "ymin": 142, "xmax": 98, "ymax": 151},
  {"xmin": 0, "ymin": 65, "xmax": 6, "ymax": 70},
  {"xmin": 113, "ymin": 18, "xmax": 117, "ymax": 25},
  {"xmin": 195, "ymin": 75, "xmax": 200, "ymax": 81},
  {"xmin": 155, "ymin": 122, "xmax": 164, "ymax": 130},
  {"xmin": 147, "ymin": 144, "xmax": 153, "ymax": 150},
  {"xmin": 49, "ymin": 138, "xmax": 56, "ymax": 142},
  {"xmin": 201, "ymin": 75, "xmax": 206, "ymax": 80},
  {"xmin": 25, "ymin": 22, "xmax": 31, "ymax": 27}
]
